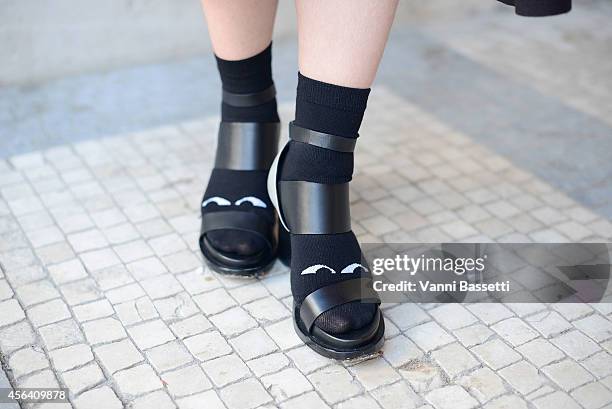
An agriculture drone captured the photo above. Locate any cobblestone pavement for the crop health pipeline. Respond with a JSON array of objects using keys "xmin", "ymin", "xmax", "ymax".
[{"xmin": 1, "ymin": 91, "xmax": 612, "ymax": 409}]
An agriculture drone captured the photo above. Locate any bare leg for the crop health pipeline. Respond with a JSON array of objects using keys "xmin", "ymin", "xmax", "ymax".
[
  {"xmin": 277, "ymin": 1, "xmax": 398, "ymax": 351},
  {"xmin": 296, "ymin": 0, "xmax": 398, "ymax": 88},
  {"xmin": 201, "ymin": 0, "xmax": 278, "ymax": 60},
  {"xmin": 198, "ymin": 0, "xmax": 281, "ymax": 266}
]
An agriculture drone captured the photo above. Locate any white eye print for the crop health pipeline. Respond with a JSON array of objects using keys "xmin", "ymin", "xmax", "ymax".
[
  {"xmin": 301, "ymin": 264, "xmax": 336, "ymax": 275},
  {"xmin": 235, "ymin": 196, "xmax": 267, "ymax": 208},
  {"xmin": 202, "ymin": 197, "xmax": 231, "ymax": 207},
  {"xmin": 300, "ymin": 263, "xmax": 369, "ymax": 276},
  {"xmin": 341, "ymin": 263, "xmax": 369, "ymax": 274}
]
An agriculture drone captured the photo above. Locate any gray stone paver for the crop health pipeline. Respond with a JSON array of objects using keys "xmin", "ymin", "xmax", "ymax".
[{"xmin": 1, "ymin": 65, "xmax": 612, "ymax": 409}]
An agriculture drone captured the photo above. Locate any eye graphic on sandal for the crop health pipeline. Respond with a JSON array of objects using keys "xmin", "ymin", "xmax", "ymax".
[
  {"xmin": 340, "ymin": 263, "xmax": 369, "ymax": 274},
  {"xmin": 301, "ymin": 263, "xmax": 369, "ymax": 275},
  {"xmin": 202, "ymin": 196, "xmax": 267, "ymax": 208},
  {"xmin": 202, "ymin": 197, "xmax": 231, "ymax": 207},
  {"xmin": 234, "ymin": 196, "xmax": 267, "ymax": 208}
]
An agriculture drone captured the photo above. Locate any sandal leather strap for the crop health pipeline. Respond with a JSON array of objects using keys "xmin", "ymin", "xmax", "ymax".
[
  {"xmin": 289, "ymin": 122, "xmax": 357, "ymax": 153},
  {"xmin": 279, "ymin": 180, "xmax": 351, "ymax": 234},
  {"xmin": 215, "ymin": 122, "xmax": 280, "ymax": 170},
  {"xmin": 300, "ymin": 278, "xmax": 380, "ymax": 333},
  {"xmin": 222, "ymin": 84, "xmax": 276, "ymax": 107},
  {"xmin": 201, "ymin": 210, "xmax": 274, "ymax": 250}
]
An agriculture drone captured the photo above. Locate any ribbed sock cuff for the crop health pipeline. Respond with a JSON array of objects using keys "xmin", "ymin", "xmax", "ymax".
[
  {"xmin": 294, "ymin": 72, "xmax": 370, "ymax": 138},
  {"xmin": 215, "ymin": 43, "xmax": 279, "ymax": 123},
  {"xmin": 215, "ymin": 43, "xmax": 274, "ymax": 94}
]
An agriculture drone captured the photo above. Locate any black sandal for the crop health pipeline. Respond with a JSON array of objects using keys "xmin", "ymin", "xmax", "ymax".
[
  {"xmin": 267, "ymin": 122, "xmax": 385, "ymax": 359},
  {"xmin": 199, "ymin": 85, "xmax": 280, "ymax": 276}
]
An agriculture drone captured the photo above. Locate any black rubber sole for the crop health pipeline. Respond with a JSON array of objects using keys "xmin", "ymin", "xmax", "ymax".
[
  {"xmin": 293, "ymin": 303, "xmax": 385, "ymax": 360},
  {"xmin": 200, "ymin": 236, "xmax": 276, "ymax": 277}
]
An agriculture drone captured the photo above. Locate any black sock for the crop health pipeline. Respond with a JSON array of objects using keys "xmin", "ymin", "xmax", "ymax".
[
  {"xmin": 216, "ymin": 43, "xmax": 280, "ymax": 123},
  {"xmin": 280, "ymin": 73, "xmax": 375, "ymax": 335},
  {"xmin": 203, "ymin": 44, "xmax": 279, "ymax": 257}
]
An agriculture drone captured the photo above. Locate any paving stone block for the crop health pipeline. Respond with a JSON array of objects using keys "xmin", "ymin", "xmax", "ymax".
[
  {"xmin": 169, "ymin": 314, "xmax": 212, "ymax": 339},
  {"xmin": 0, "ymin": 321, "xmax": 36, "ymax": 354},
  {"xmin": 515, "ymin": 338, "xmax": 565, "ymax": 367},
  {"xmin": 458, "ymin": 367, "xmax": 505, "ymax": 404},
  {"xmin": 551, "ymin": 330, "xmax": 601, "ymax": 360},
  {"xmin": 132, "ymin": 390, "xmax": 176, "ymax": 409},
  {"xmin": 349, "ymin": 358, "xmax": 401, "ymax": 391},
  {"xmin": 490, "ymin": 317, "xmax": 539, "ymax": 347},
  {"xmin": 163, "ymin": 364, "xmax": 212, "ymax": 397},
  {"xmin": 265, "ymin": 318, "xmax": 303, "ymax": 350},
  {"xmin": 145, "ymin": 341, "xmax": 193, "ymax": 373},
  {"xmin": 532, "ymin": 391, "xmax": 581, "ymax": 409},
  {"xmin": 176, "ymin": 390, "xmax": 224, "ymax": 409},
  {"xmin": 8, "ymin": 347, "xmax": 49, "ymax": 379},
  {"xmin": 471, "ymin": 339, "xmax": 521, "ymax": 370},
  {"xmin": 309, "ymin": 365, "xmax": 362, "ymax": 404},
  {"xmin": 114, "ymin": 297, "xmax": 158, "ymax": 326},
  {"xmin": 425, "ymin": 385, "xmax": 478, "ymax": 409},
  {"xmin": 48, "ymin": 258, "xmax": 88, "ymax": 284},
  {"xmin": 243, "ymin": 297, "xmax": 290, "ymax": 323},
  {"xmin": 261, "ymin": 367, "xmax": 313, "ymax": 402},
  {"xmin": 542, "ymin": 359, "xmax": 594, "ymax": 391},
  {"xmin": 39, "ymin": 319, "xmax": 85, "ymax": 350},
  {"xmin": 498, "ymin": 361, "xmax": 545, "ymax": 395},
  {"xmin": 219, "ymin": 378, "xmax": 272, "ymax": 409},
  {"xmin": 94, "ymin": 339, "xmax": 143, "ymax": 374},
  {"xmin": 127, "ymin": 319, "xmax": 175, "ymax": 350},
  {"xmin": 431, "ymin": 343, "xmax": 480, "ymax": 378},
  {"xmin": 247, "ymin": 352, "xmax": 290, "ymax": 377},
  {"xmin": 370, "ymin": 380, "xmax": 422, "ymax": 409},
  {"xmin": 404, "ymin": 322, "xmax": 454, "ymax": 352},
  {"xmin": 67, "ymin": 229, "xmax": 108, "ymax": 253},
  {"xmin": 82, "ymin": 317, "xmax": 126, "ymax": 345},
  {"xmin": 484, "ymin": 395, "xmax": 528, "ymax": 409},
  {"xmin": 193, "ymin": 288, "xmax": 236, "ymax": 315},
  {"xmin": 429, "ymin": 304, "xmax": 478, "ymax": 331},
  {"xmin": 280, "ymin": 391, "xmax": 330, "ymax": 409},
  {"xmin": 15, "ymin": 280, "xmax": 59, "ymax": 307},
  {"xmin": 0, "ymin": 299, "xmax": 26, "ymax": 327},
  {"xmin": 49, "ymin": 344, "xmax": 94, "ymax": 372},
  {"xmin": 60, "ymin": 278, "xmax": 102, "ymax": 306},
  {"xmin": 114, "ymin": 363, "xmax": 163, "ymax": 397},
  {"xmin": 72, "ymin": 299, "xmax": 114, "ymax": 322},
  {"xmin": 385, "ymin": 304, "xmax": 430, "ymax": 331},
  {"xmin": 61, "ymin": 362, "xmax": 105, "ymax": 395},
  {"xmin": 73, "ymin": 386, "xmax": 122, "ymax": 409},
  {"xmin": 154, "ymin": 292, "xmax": 199, "ymax": 321},
  {"xmin": 140, "ymin": 274, "xmax": 183, "ymax": 300},
  {"xmin": 381, "ymin": 335, "xmax": 423, "ymax": 368},
  {"xmin": 230, "ymin": 327, "xmax": 278, "ymax": 361},
  {"xmin": 526, "ymin": 311, "xmax": 573, "ymax": 338},
  {"xmin": 581, "ymin": 350, "xmax": 612, "ymax": 378},
  {"xmin": 453, "ymin": 324, "xmax": 494, "ymax": 348},
  {"xmin": 573, "ymin": 314, "xmax": 612, "ymax": 343},
  {"xmin": 113, "ymin": 239, "xmax": 154, "ymax": 264},
  {"xmin": 183, "ymin": 331, "xmax": 231, "ymax": 362},
  {"xmin": 466, "ymin": 304, "xmax": 514, "ymax": 326}
]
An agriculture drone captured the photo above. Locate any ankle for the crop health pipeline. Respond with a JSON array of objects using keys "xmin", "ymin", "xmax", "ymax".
[
  {"xmin": 216, "ymin": 43, "xmax": 279, "ymax": 123},
  {"xmin": 279, "ymin": 141, "xmax": 353, "ymax": 184}
]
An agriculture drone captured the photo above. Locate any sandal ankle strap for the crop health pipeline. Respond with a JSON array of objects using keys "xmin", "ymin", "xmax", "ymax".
[{"xmin": 289, "ymin": 122, "xmax": 357, "ymax": 153}]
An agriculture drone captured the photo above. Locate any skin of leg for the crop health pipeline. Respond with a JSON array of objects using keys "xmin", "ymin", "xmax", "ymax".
[
  {"xmin": 296, "ymin": 0, "xmax": 399, "ymax": 88},
  {"xmin": 201, "ymin": 0, "xmax": 278, "ymax": 61}
]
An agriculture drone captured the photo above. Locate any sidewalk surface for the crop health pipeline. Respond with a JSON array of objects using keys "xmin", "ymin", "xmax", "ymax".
[{"xmin": 1, "ymin": 2, "xmax": 612, "ymax": 409}]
